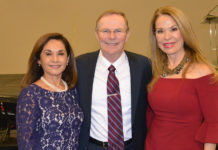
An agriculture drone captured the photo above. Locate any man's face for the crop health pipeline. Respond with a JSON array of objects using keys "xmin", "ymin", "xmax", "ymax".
[{"xmin": 96, "ymin": 14, "xmax": 130, "ymax": 62}]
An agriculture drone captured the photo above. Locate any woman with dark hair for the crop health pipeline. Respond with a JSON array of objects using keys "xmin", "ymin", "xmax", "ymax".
[
  {"xmin": 145, "ymin": 6, "xmax": 218, "ymax": 150},
  {"xmin": 16, "ymin": 33, "xmax": 84, "ymax": 150}
]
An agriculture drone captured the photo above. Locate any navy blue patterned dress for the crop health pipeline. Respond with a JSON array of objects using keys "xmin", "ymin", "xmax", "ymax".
[{"xmin": 16, "ymin": 84, "xmax": 84, "ymax": 150}]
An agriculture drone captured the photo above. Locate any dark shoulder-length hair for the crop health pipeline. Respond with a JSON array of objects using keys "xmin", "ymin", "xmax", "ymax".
[{"xmin": 22, "ymin": 33, "xmax": 77, "ymax": 89}]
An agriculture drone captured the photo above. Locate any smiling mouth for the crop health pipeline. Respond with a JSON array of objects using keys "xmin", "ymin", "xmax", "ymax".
[
  {"xmin": 105, "ymin": 42, "xmax": 118, "ymax": 46},
  {"xmin": 163, "ymin": 42, "xmax": 175, "ymax": 48},
  {"xmin": 49, "ymin": 65, "xmax": 61, "ymax": 68}
]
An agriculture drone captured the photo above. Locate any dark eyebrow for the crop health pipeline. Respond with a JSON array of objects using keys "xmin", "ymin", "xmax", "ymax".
[
  {"xmin": 58, "ymin": 49, "xmax": 65, "ymax": 52},
  {"xmin": 43, "ymin": 49, "xmax": 52, "ymax": 52},
  {"xmin": 43, "ymin": 49, "xmax": 65, "ymax": 52}
]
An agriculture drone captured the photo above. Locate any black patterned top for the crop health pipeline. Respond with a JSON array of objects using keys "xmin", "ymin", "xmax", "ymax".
[{"xmin": 16, "ymin": 84, "xmax": 84, "ymax": 150}]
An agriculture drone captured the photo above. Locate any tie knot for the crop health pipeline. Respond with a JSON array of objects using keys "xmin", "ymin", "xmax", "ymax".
[{"xmin": 108, "ymin": 65, "xmax": 116, "ymax": 72}]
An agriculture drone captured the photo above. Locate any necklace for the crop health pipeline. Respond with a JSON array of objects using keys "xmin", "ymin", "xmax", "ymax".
[
  {"xmin": 162, "ymin": 55, "xmax": 189, "ymax": 77},
  {"xmin": 40, "ymin": 76, "xmax": 68, "ymax": 92}
]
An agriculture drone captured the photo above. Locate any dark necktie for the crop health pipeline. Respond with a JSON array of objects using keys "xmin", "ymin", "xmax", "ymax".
[{"xmin": 107, "ymin": 65, "xmax": 124, "ymax": 150}]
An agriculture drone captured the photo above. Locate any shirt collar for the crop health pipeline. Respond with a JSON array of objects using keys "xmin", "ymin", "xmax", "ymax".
[{"xmin": 98, "ymin": 50, "xmax": 127, "ymax": 72}]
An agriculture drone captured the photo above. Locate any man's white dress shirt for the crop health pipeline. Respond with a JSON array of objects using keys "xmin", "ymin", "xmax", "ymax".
[{"xmin": 90, "ymin": 51, "xmax": 132, "ymax": 142}]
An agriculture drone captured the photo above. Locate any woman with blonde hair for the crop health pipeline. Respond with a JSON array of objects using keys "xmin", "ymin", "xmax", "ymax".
[{"xmin": 145, "ymin": 6, "xmax": 218, "ymax": 150}]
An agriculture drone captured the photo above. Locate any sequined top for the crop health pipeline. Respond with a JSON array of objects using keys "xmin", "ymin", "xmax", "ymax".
[{"xmin": 16, "ymin": 84, "xmax": 84, "ymax": 150}]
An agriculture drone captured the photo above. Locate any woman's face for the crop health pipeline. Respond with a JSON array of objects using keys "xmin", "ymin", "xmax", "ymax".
[
  {"xmin": 155, "ymin": 14, "xmax": 185, "ymax": 57},
  {"xmin": 38, "ymin": 39, "xmax": 69, "ymax": 78}
]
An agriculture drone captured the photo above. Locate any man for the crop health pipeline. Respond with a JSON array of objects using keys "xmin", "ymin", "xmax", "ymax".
[{"xmin": 76, "ymin": 10, "xmax": 152, "ymax": 150}]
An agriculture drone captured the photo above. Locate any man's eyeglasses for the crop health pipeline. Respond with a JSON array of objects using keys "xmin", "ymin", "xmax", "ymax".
[{"xmin": 98, "ymin": 29, "xmax": 127, "ymax": 36}]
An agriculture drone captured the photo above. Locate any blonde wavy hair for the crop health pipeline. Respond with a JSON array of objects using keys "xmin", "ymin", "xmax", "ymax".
[{"xmin": 148, "ymin": 6, "xmax": 217, "ymax": 91}]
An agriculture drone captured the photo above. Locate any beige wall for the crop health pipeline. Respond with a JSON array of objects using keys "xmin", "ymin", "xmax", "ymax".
[{"xmin": 0, "ymin": 0, "xmax": 217, "ymax": 74}]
